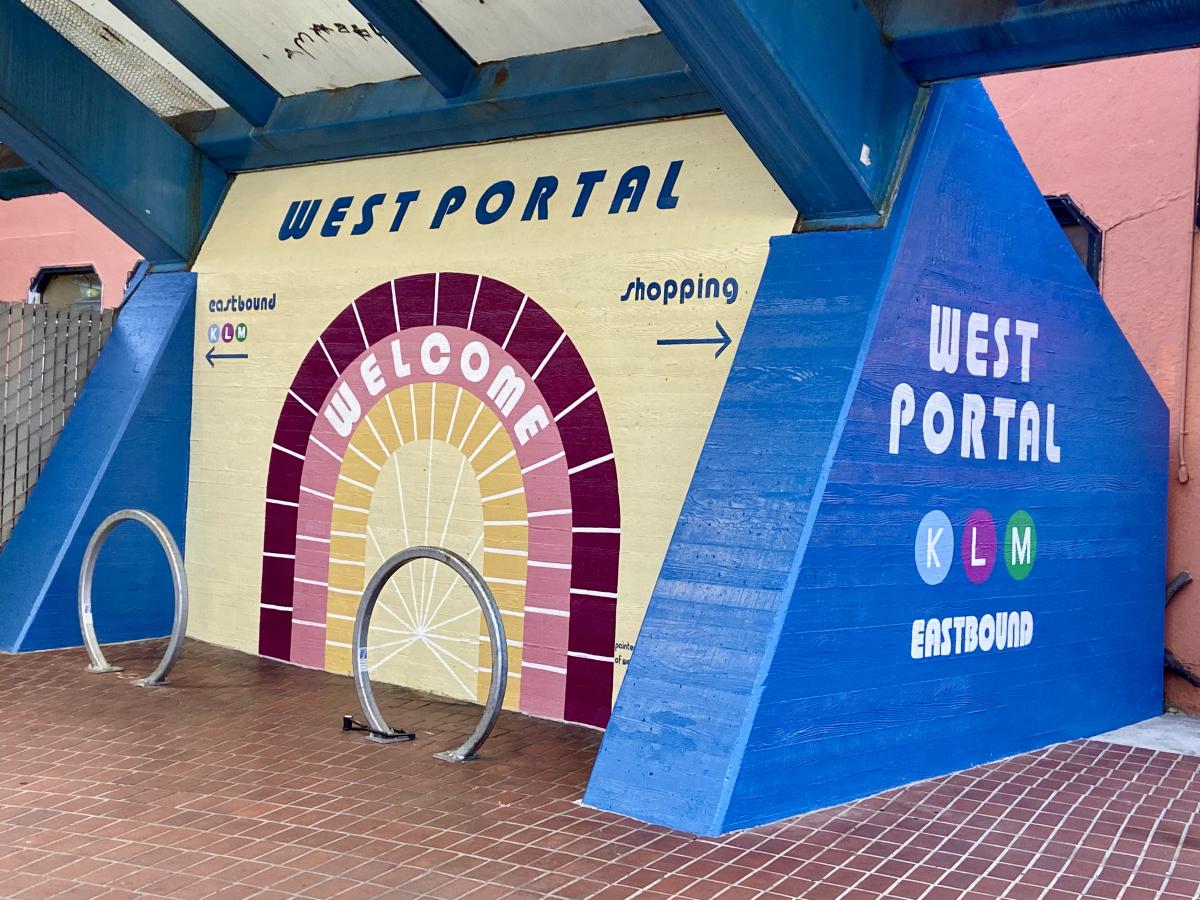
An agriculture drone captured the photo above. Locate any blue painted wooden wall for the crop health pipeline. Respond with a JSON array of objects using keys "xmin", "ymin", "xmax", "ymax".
[
  {"xmin": 0, "ymin": 272, "xmax": 195, "ymax": 652},
  {"xmin": 586, "ymin": 81, "xmax": 1168, "ymax": 835}
]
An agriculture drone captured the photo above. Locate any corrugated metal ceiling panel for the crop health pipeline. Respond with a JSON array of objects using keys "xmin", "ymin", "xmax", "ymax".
[
  {"xmin": 22, "ymin": 0, "xmax": 222, "ymax": 115},
  {"xmin": 175, "ymin": 0, "xmax": 419, "ymax": 95},
  {"xmin": 418, "ymin": 0, "xmax": 659, "ymax": 62}
]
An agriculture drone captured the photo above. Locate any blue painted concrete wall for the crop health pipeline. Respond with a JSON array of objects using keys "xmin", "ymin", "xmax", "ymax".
[
  {"xmin": 586, "ymin": 82, "xmax": 1168, "ymax": 834},
  {"xmin": 0, "ymin": 271, "xmax": 194, "ymax": 652}
]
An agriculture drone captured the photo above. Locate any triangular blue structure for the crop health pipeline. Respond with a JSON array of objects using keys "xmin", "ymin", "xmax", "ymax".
[
  {"xmin": 0, "ymin": 272, "xmax": 194, "ymax": 652},
  {"xmin": 586, "ymin": 82, "xmax": 1167, "ymax": 834}
]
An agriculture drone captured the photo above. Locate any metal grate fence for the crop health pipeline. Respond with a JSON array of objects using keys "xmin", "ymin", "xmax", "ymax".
[{"xmin": 1, "ymin": 303, "xmax": 115, "ymax": 548}]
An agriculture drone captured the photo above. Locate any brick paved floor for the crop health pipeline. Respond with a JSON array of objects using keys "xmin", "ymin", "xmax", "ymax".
[{"xmin": 0, "ymin": 640, "xmax": 1198, "ymax": 899}]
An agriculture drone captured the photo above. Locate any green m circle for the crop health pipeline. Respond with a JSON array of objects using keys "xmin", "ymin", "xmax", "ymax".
[{"xmin": 1004, "ymin": 510, "xmax": 1037, "ymax": 580}]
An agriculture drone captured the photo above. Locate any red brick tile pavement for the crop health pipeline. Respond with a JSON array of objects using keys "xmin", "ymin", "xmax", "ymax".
[{"xmin": 0, "ymin": 639, "xmax": 1198, "ymax": 898}]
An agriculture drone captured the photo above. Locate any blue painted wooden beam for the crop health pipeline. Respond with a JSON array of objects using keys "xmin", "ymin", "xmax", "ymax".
[
  {"xmin": 0, "ymin": 0, "xmax": 227, "ymax": 262},
  {"xmin": 0, "ymin": 165, "xmax": 56, "ymax": 200},
  {"xmin": 188, "ymin": 34, "xmax": 715, "ymax": 173},
  {"xmin": 882, "ymin": 0, "xmax": 1200, "ymax": 82},
  {"xmin": 107, "ymin": 0, "xmax": 279, "ymax": 126},
  {"xmin": 347, "ymin": 0, "xmax": 474, "ymax": 98},
  {"xmin": 638, "ymin": 0, "xmax": 921, "ymax": 223}
]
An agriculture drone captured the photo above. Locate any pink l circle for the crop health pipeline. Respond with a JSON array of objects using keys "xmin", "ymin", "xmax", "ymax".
[{"xmin": 961, "ymin": 509, "xmax": 997, "ymax": 584}]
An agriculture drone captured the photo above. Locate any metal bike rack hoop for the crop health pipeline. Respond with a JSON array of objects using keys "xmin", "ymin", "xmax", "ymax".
[
  {"xmin": 351, "ymin": 545, "xmax": 507, "ymax": 762},
  {"xmin": 78, "ymin": 509, "xmax": 188, "ymax": 687}
]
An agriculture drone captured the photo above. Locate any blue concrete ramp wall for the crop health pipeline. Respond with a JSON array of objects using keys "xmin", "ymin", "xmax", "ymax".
[
  {"xmin": 586, "ymin": 82, "xmax": 1168, "ymax": 834},
  {"xmin": 0, "ymin": 271, "xmax": 194, "ymax": 652}
]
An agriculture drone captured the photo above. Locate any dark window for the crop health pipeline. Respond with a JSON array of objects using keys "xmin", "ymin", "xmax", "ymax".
[
  {"xmin": 29, "ymin": 266, "xmax": 102, "ymax": 310},
  {"xmin": 1045, "ymin": 195, "xmax": 1101, "ymax": 286}
]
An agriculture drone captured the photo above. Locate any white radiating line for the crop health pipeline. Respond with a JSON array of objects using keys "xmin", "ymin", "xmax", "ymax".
[
  {"xmin": 333, "ymin": 503, "xmax": 369, "ymax": 514},
  {"xmin": 523, "ymin": 661, "xmax": 567, "ymax": 675},
  {"xmin": 571, "ymin": 588, "xmax": 618, "ymax": 598},
  {"xmin": 370, "ymin": 624, "xmax": 415, "ymax": 636},
  {"xmin": 409, "ymin": 384, "xmax": 419, "ymax": 441},
  {"xmin": 260, "ymin": 602, "xmax": 292, "ymax": 611},
  {"xmin": 348, "ymin": 445, "xmax": 382, "ymax": 470},
  {"xmin": 525, "ymin": 606, "xmax": 569, "ymax": 617},
  {"xmin": 384, "ymin": 393, "xmax": 401, "ymax": 441},
  {"xmin": 352, "ymin": 300, "xmax": 369, "ymax": 349},
  {"xmin": 326, "ymin": 640, "xmax": 352, "ymax": 649},
  {"xmin": 328, "ymin": 612, "xmax": 354, "ymax": 621},
  {"xmin": 329, "ymin": 557, "xmax": 365, "ymax": 567},
  {"xmin": 289, "ymin": 390, "xmax": 319, "ymax": 417},
  {"xmin": 376, "ymin": 600, "xmax": 415, "ymax": 632},
  {"xmin": 467, "ymin": 275, "xmax": 482, "ymax": 330},
  {"xmin": 294, "ymin": 576, "xmax": 327, "ymax": 587},
  {"xmin": 529, "ymin": 560, "xmax": 570, "ymax": 570},
  {"xmin": 420, "ymin": 382, "xmax": 436, "ymax": 620},
  {"xmin": 317, "ymin": 337, "xmax": 339, "ymax": 377},
  {"xmin": 369, "ymin": 638, "xmax": 419, "ymax": 673},
  {"xmin": 428, "ymin": 604, "xmax": 482, "ymax": 632},
  {"xmin": 569, "ymin": 651, "xmax": 613, "ymax": 662},
  {"xmin": 481, "ymin": 486, "xmax": 524, "ymax": 504},
  {"xmin": 272, "ymin": 443, "xmax": 305, "ymax": 461},
  {"xmin": 456, "ymin": 398, "xmax": 486, "ymax": 452},
  {"xmin": 423, "ymin": 638, "xmax": 475, "ymax": 696},
  {"xmin": 297, "ymin": 534, "xmax": 330, "ymax": 544},
  {"xmin": 445, "ymin": 387, "xmax": 463, "ymax": 448},
  {"xmin": 391, "ymin": 454, "xmax": 420, "ymax": 603},
  {"xmin": 301, "ymin": 485, "xmax": 333, "ymax": 501},
  {"xmin": 521, "ymin": 451, "xmax": 564, "ymax": 475},
  {"xmin": 568, "ymin": 452, "xmax": 614, "ymax": 476},
  {"xmin": 391, "ymin": 278, "xmax": 400, "ymax": 332},
  {"xmin": 309, "ymin": 435, "xmax": 342, "ymax": 463},
  {"xmin": 531, "ymin": 332, "xmax": 566, "ymax": 382},
  {"xmin": 372, "ymin": 636, "xmax": 421, "ymax": 652},
  {"xmin": 485, "ymin": 547, "xmax": 527, "ymax": 557},
  {"xmin": 330, "ymin": 529, "xmax": 364, "ymax": 539},
  {"xmin": 476, "ymin": 448, "xmax": 516, "ymax": 481},
  {"xmin": 573, "ymin": 527, "xmax": 621, "ymax": 534},
  {"xmin": 267, "ymin": 497, "xmax": 299, "ymax": 508},
  {"xmin": 339, "ymin": 473, "xmax": 372, "ymax": 491},
  {"xmin": 432, "ymin": 272, "xmax": 440, "ymax": 325},
  {"xmin": 426, "ymin": 452, "xmax": 470, "ymax": 627},
  {"xmin": 486, "ymin": 577, "xmax": 526, "ymax": 587},
  {"xmin": 263, "ymin": 551, "xmax": 295, "ymax": 560},
  {"xmin": 367, "ymin": 525, "xmax": 418, "ymax": 632},
  {"xmin": 468, "ymin": 422, "xmax": 503, "ymax": 463},
  {"xmin": 293, "ymin": 619, "xmax": 325, "ymax": 628},
  {"xmin": 554, "ymin": 386, "xmax": 596, "ymax": 422},
  {"xmin": 363, "ymin": 414, "xmax": 388, "ymax": 456},
  {"xmin": 528, "ymin": 508, "xmax": 569, "ymax": 518},
  {"xmin": 499, "ymin": 608, "xmax": 524, "ymax": 619},
  {"xmin": 422, "ymin": 533, "xmax": 484, "ymax": 630},
  {"xmin": 328, "ymin": 586, "xmax": 362, "ymax": 596},
  {"xmin": 502, "ymin": 296, "xmax": 528, "ymax": 349},
  {"xmin": 425, "ymin": 631, "xmax": 483, "ymax": 670},
  {"xmin": 486, "ymin": 519, "xmax": 527, "ymax": 527}
]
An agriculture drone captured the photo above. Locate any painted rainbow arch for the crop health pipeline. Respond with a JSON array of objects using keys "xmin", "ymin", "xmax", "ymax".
[{"xmin": 258, "ymin": 273, "xmax": 620, "ymax": 727}]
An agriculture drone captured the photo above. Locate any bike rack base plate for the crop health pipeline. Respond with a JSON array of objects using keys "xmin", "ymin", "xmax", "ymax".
[
  {"xmin": 433, "ymin": 750, "xmax": 477, "ymax": 763},
  {"xmin": 86, "ymin": 664, "xmax": 123, "ymax": 674},
  {"xmin": 366, "ymin": 731, "xmax": 416, "ymax": 744}
]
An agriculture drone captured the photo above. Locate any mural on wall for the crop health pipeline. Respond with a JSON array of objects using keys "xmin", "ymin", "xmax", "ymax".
[
  {"xmin": 186, "ymin": 115, "xmax": 798, "ymax": 728},
  {"xmin": 261, "ymin": 274, "xmax": 621, "ymax": 726}
]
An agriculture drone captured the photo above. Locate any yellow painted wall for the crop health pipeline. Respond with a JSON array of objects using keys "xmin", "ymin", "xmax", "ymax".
[{"xmin": 187, "ymin": 114, "xmax": 796, "ymax": 725}]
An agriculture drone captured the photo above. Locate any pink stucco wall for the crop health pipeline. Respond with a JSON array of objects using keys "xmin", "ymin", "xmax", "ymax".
[
  {"xmin": 0, "ymin": 193, "xmax": 138, "ymax": 308},
  {"xmin": 987, "ymin": 51, "xmax": 1200, "ymax": 712}
]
